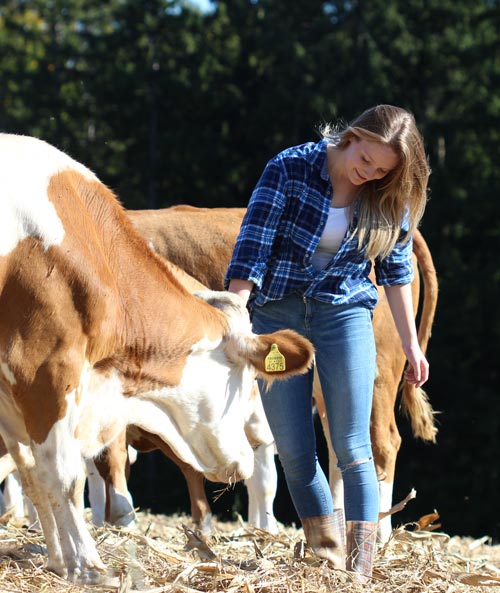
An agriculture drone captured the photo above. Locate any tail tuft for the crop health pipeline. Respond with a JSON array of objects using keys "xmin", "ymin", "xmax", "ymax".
[{"xmin": 400, "ymin": 382, "xmax": 439, "ymax": 443}]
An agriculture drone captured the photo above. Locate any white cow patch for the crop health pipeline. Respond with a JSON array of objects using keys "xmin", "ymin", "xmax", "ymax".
[
  {"xmin": 0, "ymin": 361, "xmax": 17, "ymax": 386},
  {"xmin": 0, "ymin": 134, "xmax": 98, "ymax": 256},
  {"xmin": 77, "ymin": 363, "xmax": 128, "ymax": 459},
  {"xmin": 123, "ymin": 396, "xmax": 208, "ymax": 475},
  {"xmin": 85, "ymin": 459, "xmax": 107, "ymax": 525},
  {"xmin": 32, "ymin": 388, "xmax": 84, "ymax": 484},
  {"xmin": 124, "ymin": 335, "xmax": 255, "ymax": 482},
  {"xmin": 378, "ymin": 480, "xmax": 394, "ymax": 543}
]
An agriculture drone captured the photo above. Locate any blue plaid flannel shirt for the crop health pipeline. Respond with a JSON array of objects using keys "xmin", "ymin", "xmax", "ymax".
[{"xmin": 225, "ymin": 139, "xmax": 414, "ymax": 311}]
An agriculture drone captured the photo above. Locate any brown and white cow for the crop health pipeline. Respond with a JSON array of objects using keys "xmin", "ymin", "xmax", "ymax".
[
  {"xmin": 84, "ymin": 262, "xmax": 278, "ymax": 534},
  {"xmin": 0, "ymin": 262, "xmax": 278, "ymax": 534},
  {"xmin": 0, "ymin": 135, "xmax": 314, "ymax": 583},
  {"xmin": 128, "ymin": 205, "xmax": 439, "ymax": 541}
]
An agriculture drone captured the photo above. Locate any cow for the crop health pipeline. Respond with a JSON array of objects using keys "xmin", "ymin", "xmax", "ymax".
[
  {"xmin": 127, "ymin": 205, "xmax": 439, "ymax": 542},
  {"xmin": 0, "ymin": 134, "xmax": 314, "ymax": 583},
  {"xmin": 80, "ymin": 260, "xmax": 278, "ymax": 534},
  {"xmin": 0, "ymin": 260, "xmax": 279, "ymax": 534}
]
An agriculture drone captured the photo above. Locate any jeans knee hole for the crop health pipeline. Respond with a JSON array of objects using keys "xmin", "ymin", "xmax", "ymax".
[{"xmin": 338, "ymin": 457, "xmax": 372, "ymax": 473}]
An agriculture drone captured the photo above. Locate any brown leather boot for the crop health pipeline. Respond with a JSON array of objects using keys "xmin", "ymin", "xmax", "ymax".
[
  {"xmin": 301, "ymin": 510, "xmax": 345, "ymax": 569},
  {"xmin": 346, "ymin": 520, "xmax": 377, "ymax": 581}
]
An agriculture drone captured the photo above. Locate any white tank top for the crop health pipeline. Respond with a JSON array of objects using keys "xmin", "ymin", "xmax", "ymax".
[{"xmin": 311, "ymin": 207, "xmax": 349, "ymax": 271}]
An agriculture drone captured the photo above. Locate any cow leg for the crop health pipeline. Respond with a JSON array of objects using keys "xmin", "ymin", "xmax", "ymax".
[
  {"xmin": 127, "ymin": 425, "xmax": 214, "ymax": 534},
  {"xmin": 0, "ymin": 454, "xmax": 24, "ymax": 515},
  {"xmin": 91, "ymin": 432, "xmax": 135, "ymax": 528},
  {"xmin": 87, "ymin": 456, "xmax": 134, "ymax": 528},
  {"xmin": 322, "ymin": 416, "xmax": 345, "ymax": 516},
  {"xmin": 32, "ymin": 449, "xmax": 103, "ymax": 581},
  {"xmin": 8, "ymin": 442, "xmax": 66, "ymax": 573},
  {"xmin": 180, "ymin": 465, "xmax": 213, "ymax": 534},
  {"xmin": 371, "ymin": 414, "xmax": 401, "ymax": 543},
  {"xmin": 26, "ymin": 418, "xmax": 106, "ymax": 582},
  {"xmin": 241, "ymin": 386, "xmax": 278, "ymax": 533},
  {"xmin": 24, "ymin": 488, "xmax": 40, "ymax": 528},
  {"xmin": 0, "ymin": 441, "xmax": 22, "ymax": 516},
  {"xmin": 0, "ymin": 452, "xmax": 17, "ymax": 483},
  {"xmin": 86, "ymin": 458, "xmax": 107, "ymax": 525},
  {"xmin": 1, "ymin": 454, "xmax": 40, "ymax": 526},
  {"xmin": 245, "ymin": 442, "xmax": 278, "ymax": 534},
  {"xmin": 3, "ymin": 472, "xmax": 26, "ymax": 517}
]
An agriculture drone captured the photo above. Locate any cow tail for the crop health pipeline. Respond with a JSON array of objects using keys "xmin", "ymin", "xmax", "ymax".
[{"xmin": 400, "ymin": 230, "xmax": 439, "ymax": 443}]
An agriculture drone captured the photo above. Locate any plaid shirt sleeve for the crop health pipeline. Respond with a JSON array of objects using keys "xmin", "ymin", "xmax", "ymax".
[
  {"xmin": 374, "ymin": 232, "xmax": 415, "ymax": 286},
  {"xmin": 226, "ymin": 158, "xmax": 288, "ymax": 289}
]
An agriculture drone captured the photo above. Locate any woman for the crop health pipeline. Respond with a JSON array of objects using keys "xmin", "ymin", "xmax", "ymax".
[{"xmin": 226, "ymin": 105, "xmax": 430, "ymax": 578}]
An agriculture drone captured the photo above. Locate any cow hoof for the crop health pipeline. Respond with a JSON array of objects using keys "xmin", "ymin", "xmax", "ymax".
[
  {"xmin": 197, "ymin": 514, "xmax": 213, "ymax": 535},
  {"xmin": 261, "ymin": 520, "xmax": 280, "ymax": 535},
  {"xmin": 68, "ymin": 567, "xmax": 120, "ymax": 586},
  {"xmin": 112, "ymin": 512, "xmax": 136, "ymax": 528}
]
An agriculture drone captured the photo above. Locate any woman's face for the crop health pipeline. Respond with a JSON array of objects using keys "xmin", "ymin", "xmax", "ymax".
[{"xmin": 343, "ymin": 137, "xmax": 399, "ymax": 186}]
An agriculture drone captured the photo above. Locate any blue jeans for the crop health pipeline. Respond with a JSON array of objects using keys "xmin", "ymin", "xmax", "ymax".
[{"xmin": 252, "ymin": 293, "xmax": 378, "ymax": 522}]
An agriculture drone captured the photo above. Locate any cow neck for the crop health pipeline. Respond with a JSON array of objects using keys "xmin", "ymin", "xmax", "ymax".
[
  {"xmin": 122, "ymin": 259, "xmax": 229, "ymax": 391},
  {"xmin": 49, "ymin": 171, "xmax": 228, "ymax": 389}
]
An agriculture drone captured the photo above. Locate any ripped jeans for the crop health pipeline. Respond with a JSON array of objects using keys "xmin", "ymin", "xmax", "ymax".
[{"xmin": 252, "ymin": 293, "xmax": 379, "ymax": 522}]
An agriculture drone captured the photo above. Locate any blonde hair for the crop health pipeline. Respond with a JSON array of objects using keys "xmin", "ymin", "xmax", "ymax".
[{"xmin": 321, "ymin": 105, "xmax": 430, "ymax": 260}]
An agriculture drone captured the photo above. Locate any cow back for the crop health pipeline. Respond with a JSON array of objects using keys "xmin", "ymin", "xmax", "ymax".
[{"xmin": 128, "ymin": 205, "xmax": 245, "ymax": 290}]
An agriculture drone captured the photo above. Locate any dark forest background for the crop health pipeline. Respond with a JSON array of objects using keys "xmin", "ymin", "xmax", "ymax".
[{"xmin": 1, "ymin": 0, "xmax": 499, "ymax": 540}]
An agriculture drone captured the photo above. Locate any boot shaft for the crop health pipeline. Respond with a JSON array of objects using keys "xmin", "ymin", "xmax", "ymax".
[
  {"xmin": 346, "ymin": 520, "xmax": 377, "ymax": 580},
  {"xmin": 302, "ymin": 511, "xmax": 346, "ymax": 570}
]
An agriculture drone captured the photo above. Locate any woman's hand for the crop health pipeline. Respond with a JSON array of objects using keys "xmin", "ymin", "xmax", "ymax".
[
  {"xmin": 227, "ymin": 279, "xmax": 254, "ymax": 306},
  {"xmin": 402, "ymin": 339, "xmax": 429, "ymax": 388}
]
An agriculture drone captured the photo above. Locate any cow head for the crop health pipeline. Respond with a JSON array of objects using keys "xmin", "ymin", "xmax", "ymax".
[{"xmin": 129, "ymin": 290, "xmax": 313, "ymax": 485}]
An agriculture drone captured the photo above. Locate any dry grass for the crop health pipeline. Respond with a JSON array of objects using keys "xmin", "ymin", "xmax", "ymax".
[{"xmin": 0, "ymin": 508, "xmax": 500, "ymax": 592}]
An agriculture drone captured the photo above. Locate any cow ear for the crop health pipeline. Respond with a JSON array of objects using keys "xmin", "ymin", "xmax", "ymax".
[{"xmin": 249, "ymin": 329, "xmax": 314, "ymax": 380}]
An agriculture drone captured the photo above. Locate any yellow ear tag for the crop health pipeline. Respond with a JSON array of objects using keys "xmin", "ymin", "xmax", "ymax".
[{"xmin": 265, "ymin": 343, "xmax": 286, "ymax": 372}]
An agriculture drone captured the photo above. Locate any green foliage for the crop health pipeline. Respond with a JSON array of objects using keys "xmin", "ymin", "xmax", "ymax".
[{"xmin": 1, "ymin": 0, "xmax": 499, "ymax": 539}]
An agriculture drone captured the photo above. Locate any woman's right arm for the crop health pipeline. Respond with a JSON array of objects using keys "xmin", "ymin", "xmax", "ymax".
[{"xmin": 225, "ymin": 158, "xmax": 287, "ymax": 292}]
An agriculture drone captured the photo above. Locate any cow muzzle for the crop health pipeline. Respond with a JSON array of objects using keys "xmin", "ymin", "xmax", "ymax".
[{"xmin": 204, "ymin": 453, "xmax": 254, "ymax": 484}]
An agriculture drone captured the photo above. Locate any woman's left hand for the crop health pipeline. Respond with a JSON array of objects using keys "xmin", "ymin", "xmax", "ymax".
[{"xmin": 403, "ymin": 342, "xmax": 429, "ymax": 388}]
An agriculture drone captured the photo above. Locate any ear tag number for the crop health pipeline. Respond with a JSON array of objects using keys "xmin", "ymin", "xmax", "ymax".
[{"xmin": 265, "ymin": 343, "xmax": 286, "ymax": 372}]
